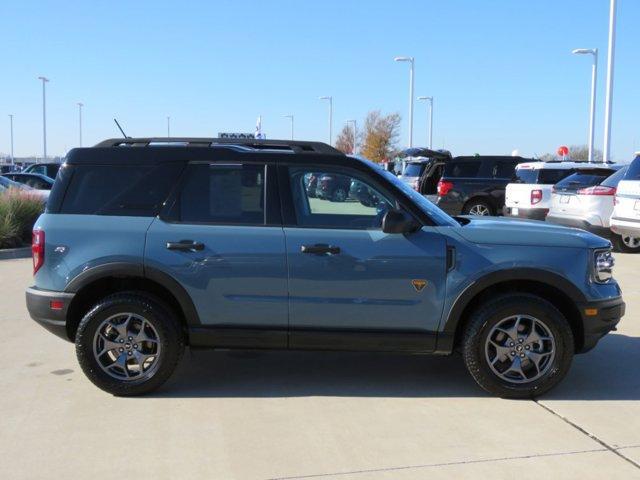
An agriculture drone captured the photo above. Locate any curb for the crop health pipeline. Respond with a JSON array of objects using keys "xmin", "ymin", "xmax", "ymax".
[{"xmin": 0, "ymin": 247, "xmax": 31, "ymax": 260}]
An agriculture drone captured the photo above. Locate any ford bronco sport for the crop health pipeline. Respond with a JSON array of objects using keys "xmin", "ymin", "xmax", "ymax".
[{"xmin": 26, "ymin": 138, "xmax": 625, "ymax": 398}]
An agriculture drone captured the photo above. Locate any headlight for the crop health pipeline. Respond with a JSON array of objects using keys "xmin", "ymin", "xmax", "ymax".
[{"xmin": 594, "ymin": 249, "xmax": 615, "ymax": 283}]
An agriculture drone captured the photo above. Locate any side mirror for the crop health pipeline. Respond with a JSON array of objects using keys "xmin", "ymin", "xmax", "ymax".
[{"xmin": 382, "ymin": 209, "xmax": 419, "ymax": 234}]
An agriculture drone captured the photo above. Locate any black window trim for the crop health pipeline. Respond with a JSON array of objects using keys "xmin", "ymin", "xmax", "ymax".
[{"xmin": 277, "ymin": 163, "xmax": 432, "ymax": 230}]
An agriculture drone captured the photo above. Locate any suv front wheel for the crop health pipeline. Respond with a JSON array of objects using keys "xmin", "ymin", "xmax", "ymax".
[
  {"xmin": 461, "ymin": 294, "xmax": 574, "ymax": 398},
  {"xmin": 75, "ymin": 292, "xmax": 185, "ymax": 396}
]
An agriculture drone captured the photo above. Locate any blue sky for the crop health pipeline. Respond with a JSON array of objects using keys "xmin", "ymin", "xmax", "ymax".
[{"xmin": 1, "ymin": 0, "xmax": 638, "ymax": 160}]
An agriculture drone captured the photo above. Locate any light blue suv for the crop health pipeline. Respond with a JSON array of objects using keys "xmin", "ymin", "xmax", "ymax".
[{"xmin": 26, "ymin": 138, "xmax": 625, "ymax": 397}]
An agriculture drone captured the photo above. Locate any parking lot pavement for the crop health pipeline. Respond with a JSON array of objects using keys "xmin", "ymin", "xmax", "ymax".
[{"xmin": 1, "ymin": 256, "xmax": 639, "ymax": 480}]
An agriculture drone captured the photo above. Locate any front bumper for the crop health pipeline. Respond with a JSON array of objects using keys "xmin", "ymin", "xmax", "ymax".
[
  {"xmin": 546, "ymin": 215, "xmax": 613, "ymax": 240},
  {"xmin": 577, "ymin": 296, "xmax": 625, "ymax": 353},
  {"xmin": 26, "ymin": 286, "xmax": 75, "ymax": 342},
  {"xmin": 503, "ymin": 206, "xmax": 548, "ymax": 221}
]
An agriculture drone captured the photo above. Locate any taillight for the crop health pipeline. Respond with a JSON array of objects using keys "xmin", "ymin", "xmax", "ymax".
[
  {"xmin": 577, "ymin": 186, "xmax": 617, "ymax": 196},
  {"xmin": 531, "ymin": 189, "xmax": 543, "ymax": 205},
  {"xmin": 32, "ymin": 229, "xmax": 45, "ymax": 275},
  {"xmin": 437, "ymin": 180, "xmax": 454, "ymax": 196}
]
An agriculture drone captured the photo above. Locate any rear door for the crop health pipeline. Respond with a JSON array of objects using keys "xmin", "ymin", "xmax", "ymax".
[
  {"xmin": 145, "ymin": 161, "xmax": 288, "ymax": 347},
  {"xmin": 281, "ymin": 164, "xmax": 447, "ymax": 352}
]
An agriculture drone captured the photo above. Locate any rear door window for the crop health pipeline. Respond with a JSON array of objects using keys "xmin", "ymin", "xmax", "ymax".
[
  {"xmin": 492, "ymin": 160, "xmax": 518, "ymax": 179},
  {"xmin": 171, "ymin": 163, "xmax": 266, "ymax": 225},
  {"xmin": 538, "ymin": 169, "xmax": 576, "ymax": 185},
  {"xmin": 445, "ymin": 161, "xmax": 481, "ymax": 178}
]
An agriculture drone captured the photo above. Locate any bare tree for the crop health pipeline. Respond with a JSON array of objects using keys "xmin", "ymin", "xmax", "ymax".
[
  {"xmin": 360, "ymin": 111, "xmax": 401, "ymax": 163},
  {"xmin": 538, "ymin": 145, "xmax": 603, "ymax": 162},
  {"xmin": 335, "ymin": 124, "xmax": 356, "ymax": 154}
]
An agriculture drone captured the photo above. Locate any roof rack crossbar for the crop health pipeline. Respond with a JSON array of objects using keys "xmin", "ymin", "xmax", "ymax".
[{"xmin": 93, "ymin": 138, "xmax": 344, "ymax": 155}]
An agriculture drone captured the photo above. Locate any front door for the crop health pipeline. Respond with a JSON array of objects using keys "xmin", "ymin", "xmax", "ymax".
[
  {"xmin": 282, "ymin": 165, "xmax": 447, "ymax": 352},
  {"xmin": 145, "ymin": 162, "xmax": 288, "ymax": 347}
]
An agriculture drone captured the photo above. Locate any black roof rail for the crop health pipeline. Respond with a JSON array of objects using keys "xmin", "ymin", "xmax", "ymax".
[{"xmin": 93, "ymin": 137, "xmax": 344, "ymax": 155}]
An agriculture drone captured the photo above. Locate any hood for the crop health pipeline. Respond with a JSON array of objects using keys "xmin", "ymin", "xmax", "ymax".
[{"xmin": 453, "ymin": 217, "xmax": 610, "ymax": 249}]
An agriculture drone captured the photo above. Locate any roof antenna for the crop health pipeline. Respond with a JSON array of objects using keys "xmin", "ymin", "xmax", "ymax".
[{"xmin": 113, "ymin": 118, "xmax": 129, "ymax": 138}]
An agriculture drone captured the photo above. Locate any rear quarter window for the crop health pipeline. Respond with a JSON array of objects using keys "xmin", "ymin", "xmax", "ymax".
[
  {"xmin": 491, "ymin": 160, "xmax": 518, "ymax": 179},
  {"xmin": 58, "ymin": 163, "xmax": 184, "ymax": 216}
]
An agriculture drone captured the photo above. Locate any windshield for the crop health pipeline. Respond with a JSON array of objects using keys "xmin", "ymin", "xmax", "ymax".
[{"xmin": 379, "ymin": 169, "xmax": 459, "ymax": 227}]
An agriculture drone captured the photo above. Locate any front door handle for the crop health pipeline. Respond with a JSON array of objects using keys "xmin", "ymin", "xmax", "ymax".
[
  {"xmin": 166, "ymin": 240, "xmax": 205, "ymax": 252},
  {"xmin": 301, "ymin": 244, "xmax": 341, "ymax": 255}
]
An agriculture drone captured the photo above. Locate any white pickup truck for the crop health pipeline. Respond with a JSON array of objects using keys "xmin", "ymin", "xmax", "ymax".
[{"xmin": 504, "ymin": 161, "xmax": 589, "ymax": 220}]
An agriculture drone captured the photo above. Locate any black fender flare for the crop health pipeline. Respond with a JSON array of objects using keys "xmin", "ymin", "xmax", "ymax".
[
  {"xmin": 64, "ymin": 262, "xmax": 200, "ymax": 326},
  {"xmin": 437, "ymin": 268, "xmax": 586, "ymax": 352}
]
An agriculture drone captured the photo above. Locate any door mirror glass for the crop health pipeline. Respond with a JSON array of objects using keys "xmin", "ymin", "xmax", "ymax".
[{"xmin": 382, "ymin": 209, "xmax": 419, "ymax": 234}]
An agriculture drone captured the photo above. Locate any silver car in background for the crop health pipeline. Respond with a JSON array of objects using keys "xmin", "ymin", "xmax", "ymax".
[{"xmin": 547, "ymin": 165, "xmax": 640, "ymax": 253}]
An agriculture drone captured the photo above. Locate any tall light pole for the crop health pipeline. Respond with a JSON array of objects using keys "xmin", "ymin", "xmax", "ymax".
[
  {"xmin": 394, "ymin": 56, "xmax": 415, "ymax": 147},
  {"xmin": 417, "ymin": 96, "xmax": 434, "ymax": 149},
  {"xmin": 346, "ymin": 119, "xmax": 357, "ymax": 154},
  {"xmin": 319, "ymin": 96, "xmax": 333, "ymax": 145},
  {"xmin": 572, "ymin": 49, "xmax": 598, "ymax": 163},
  {"xmin": 77, "ymin": 102, "xmax": 84, "ymax": 147},
  {"xmin": 38, "ymin": 76, "xmax": 49, "ymax": 161},
  {"xmin": 603, "ymin": 0, "xmax": 617, "ymax": 164},
  {"xmin": 167, "ymin": 116, "xmax": 171, "ymax": 137},
  {"xmin": 283, "ymin": 114, "xmax": 294, "ymax": 140},
  {"xmin": 8, "ymin": 115, "xmax": 14, "ymax": 166}
]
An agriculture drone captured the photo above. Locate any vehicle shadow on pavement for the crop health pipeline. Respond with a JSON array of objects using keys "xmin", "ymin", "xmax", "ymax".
[{"xmin": 152, "ymin": 333, "xmax": 640, "ymax": 400}]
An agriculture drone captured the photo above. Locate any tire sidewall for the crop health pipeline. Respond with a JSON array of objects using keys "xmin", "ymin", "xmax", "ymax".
[
  {"xmin": 75, "ymin": 294, "xmax": 183, "ymax": 396},
  {"xmin": 464, "ymin": 295, "xmax": 574, "ymax": 398}
]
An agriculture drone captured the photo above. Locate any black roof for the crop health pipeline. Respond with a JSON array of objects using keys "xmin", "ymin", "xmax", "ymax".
[
  {"xmin": 94, "ymin": 137, "xmax": 342, "ymax": 155},
  {"xmin": 452, "ymin": 155, "xmax": 533, "ymax": 162},
  {"xmin": 64, "ymin": 138, "xmax": 349, "ymax": 166}
]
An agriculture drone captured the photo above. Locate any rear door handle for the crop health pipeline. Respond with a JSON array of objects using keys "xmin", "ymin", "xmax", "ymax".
[
  {"xmin": 301, "ymin": 244, "xmax": 340, "ymax": 255},
  {"xmin": 166, "ymin": 240, "xmax": 205, "ymax": 252}
]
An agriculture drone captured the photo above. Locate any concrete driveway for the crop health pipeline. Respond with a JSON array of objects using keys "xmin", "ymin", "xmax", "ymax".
[{"xmin": 1, "ymin": 256, "xmax": 639, "ymax": 479}]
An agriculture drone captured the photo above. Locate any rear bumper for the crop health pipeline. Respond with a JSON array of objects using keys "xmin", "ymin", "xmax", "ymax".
[
  {"xmin": 25, "ymin": 286, "xmax": 74, "ymax": 342},
  {"xmin": 546, "ymin": 215, "xmax": 612, "ymax": 240},
  {"xmin": 610, "ymin": 217, "xmax": 640, "ymax": 237},
  {"xmin": 577, "ymin": 296, "xmax": 625, "ymax": 353},
  {"xmin": 503, "ymin": 206, "xmax": 548, "ymax": 220}
]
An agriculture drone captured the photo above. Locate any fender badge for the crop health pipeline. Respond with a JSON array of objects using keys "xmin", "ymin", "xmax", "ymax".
[{"xmin": 411, "ymin": 279, "xmax": 427, "ymax": 292}]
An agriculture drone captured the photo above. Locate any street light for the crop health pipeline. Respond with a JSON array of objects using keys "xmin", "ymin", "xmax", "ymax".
[
  {"xmin": 283, "ymin": 114, "xmax": 294, "ymax": 140},
  {"xmin": 37, "ymin": 76, "xmax": 49, "ymax": 161},
  {"xmin": 77, "ymin": 103, "xmax": 84, "ymax": 147},
  {"xmin": 345, "ymin": 119, "xmax": 357, "ymax": 154},
  {"xmin": 603, "ymin": 0, "xmax": 617, "ymax": 164},
  {"xmin": 394, "ymin": 56, "xmax": 415, "ymax": 147},
  {"xmin": 167, "ymin": 116, "xmax": 171, "ymax": 137},
  {"xmin": 319, "ymin": 96, "xmax": 333, "ymax": 145},
  {"xmin": 8, "ymin": 115, "xmax": 14, "ymax": 166},
  {"xmin": 572, "ymin": 49, "xmax": 598, "ymax": 163},
  {"xmin": 417, "ymin": 96, "xmax": 434, "ymax": 149}
]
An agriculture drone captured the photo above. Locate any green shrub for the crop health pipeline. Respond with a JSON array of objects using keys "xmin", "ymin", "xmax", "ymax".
[{"xmin": 0, "ymin": 189, "xmax": 45, "ymax": 248}]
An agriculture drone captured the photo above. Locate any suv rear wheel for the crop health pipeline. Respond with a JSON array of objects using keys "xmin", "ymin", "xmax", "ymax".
[
  {"xmin": 75, "ymin": 292, "xmax": 184, "ymax": 396},
  {"xmin": 612, "ymin": 234, "xmax": 640, "ymax": 253},
  {"xmin": 463, "ymin": 199, "xmax": 493, "ymax": 216},
  {"xmin": 461, "ymin": 294, "xmax": 574, "ymax": 399}
]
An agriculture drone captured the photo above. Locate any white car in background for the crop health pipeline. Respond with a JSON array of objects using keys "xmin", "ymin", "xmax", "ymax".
[
  {"xmin": 504, "ymin": 161, "xmax": 587, "ymax": 220},
  {"xmin": 546, "ymin": 165, "xmax": 640, "ymax": 253},
  {"xmin": 611, "ymin": 154, "xmax": 640, "ymax": 241}
]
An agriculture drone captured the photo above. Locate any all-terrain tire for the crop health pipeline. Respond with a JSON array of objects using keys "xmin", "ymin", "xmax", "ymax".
[
  {"xmin": 461, "ymin": 293, "xmax": 574, "ymax": 399},
  {"xmin": 75, "ymin": 292, "xmax": 185, "ymax": 396}
]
